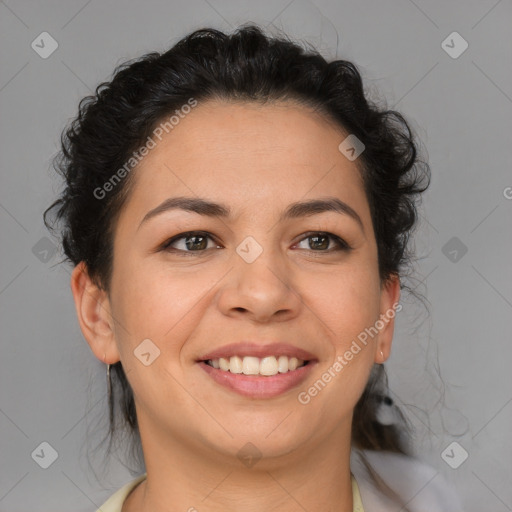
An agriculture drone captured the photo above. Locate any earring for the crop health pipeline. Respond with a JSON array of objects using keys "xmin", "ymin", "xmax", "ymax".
[
  {"xmin": 380, "ymin": 350, "xmax": 385, "ymax": 363},
  {"xmin": 103, "ymin": 353, "xmax": 112, "ymax": 402},
  {"xmin": 106, "ymin": 363, "xmax": 112, "ymax": 401},
  {"xmin": 106, "ymin": 362, "xmax": 114, "ymax": 429}
]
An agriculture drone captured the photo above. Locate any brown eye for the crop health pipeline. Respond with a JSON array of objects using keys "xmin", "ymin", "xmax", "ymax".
[
  {"xmin": 161, "ymin": 231, "xmax": 219, "ymax": 254},
  {"xmin": 295, "ymin": 232, "xmax": 351, "ymax": 252}
]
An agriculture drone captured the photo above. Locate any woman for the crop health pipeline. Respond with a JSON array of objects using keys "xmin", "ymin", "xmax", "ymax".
[{"xmin": 44, "ymin": 24, "xmax": 463, "ymax": 512}]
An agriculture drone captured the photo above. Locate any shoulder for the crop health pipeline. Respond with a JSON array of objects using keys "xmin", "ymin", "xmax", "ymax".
[
  {"xmin": 95, "ymin": 473, "xmax": 147, "ymax": 512},
  {"xmin": 350, "ymin": 448, "xmax": 463, "ymax": 512}
]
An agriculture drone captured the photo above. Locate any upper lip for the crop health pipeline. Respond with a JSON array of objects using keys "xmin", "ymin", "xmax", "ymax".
[{"xmin": 198, "ymin": 342, "xmax": 317, "ymax": 362}]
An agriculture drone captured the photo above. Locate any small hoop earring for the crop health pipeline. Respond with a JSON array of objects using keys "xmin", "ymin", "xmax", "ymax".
[
  {"xmin": 380, "ymin": 350, "xmax": 384, "ymax": 363},
  {"xmin": 106, "ymin": 363, "xmax": 112, "ymax": 400},
  {"xmin": 106, "ymin": 363, "xmax": 114, "ymax": 427}
]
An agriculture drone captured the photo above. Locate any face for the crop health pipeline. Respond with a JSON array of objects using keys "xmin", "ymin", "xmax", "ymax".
[{"xmin": 73, "ymin": 99, "xmax": 400, "ymax": 465}]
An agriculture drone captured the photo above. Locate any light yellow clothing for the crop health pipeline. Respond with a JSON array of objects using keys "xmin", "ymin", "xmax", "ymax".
[
  {"xmin": 352, "ymin": 473, "xmax": 365, "ymax": 512},
  {"xmin": 96, "ymin": 473, "xmax": 365, "ymax": 511}
]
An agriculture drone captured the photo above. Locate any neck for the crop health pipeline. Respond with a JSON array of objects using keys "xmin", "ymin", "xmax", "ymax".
[{"xmin": 123, "ymin": 418, "xmax": 354, "ymax": 512}]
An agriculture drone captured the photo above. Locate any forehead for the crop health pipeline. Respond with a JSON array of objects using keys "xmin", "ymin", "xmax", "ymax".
[
  {"xmin": 151, "ymin": 99, "xmax": 350, "ymax": 163},
  {"xmin": 119, "ymin": 99, "xmax": 369, "ymax": 226}
]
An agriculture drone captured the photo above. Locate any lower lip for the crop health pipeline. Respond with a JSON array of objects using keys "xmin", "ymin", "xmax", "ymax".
[{"xmin": 198, "ymin": 361, "xmax": 316, "ymax": 399}]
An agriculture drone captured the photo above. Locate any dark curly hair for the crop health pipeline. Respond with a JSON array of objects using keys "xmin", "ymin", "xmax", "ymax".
[{"xmin": 44, "ymin": 23, "xmax": 430, "ymax": 478}]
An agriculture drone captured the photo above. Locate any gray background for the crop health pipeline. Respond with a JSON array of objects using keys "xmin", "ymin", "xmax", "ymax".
[{"xmin": 1, "ymin": 0, "xmax": 511, "ymax": 510}]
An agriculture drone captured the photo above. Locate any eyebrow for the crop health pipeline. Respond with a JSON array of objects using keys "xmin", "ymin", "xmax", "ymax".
[{"xmin": 137, "ymin": 196, "xmax": 364, "ymax": 232}]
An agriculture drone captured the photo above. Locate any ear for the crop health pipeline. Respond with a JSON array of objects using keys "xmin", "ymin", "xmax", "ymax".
[
  {"xmin": 70, "ymin": 261, "xmax": 120, "ymax": 364},
  {"xmin": 375, "ymin": 273, "xmax": 401, "ymax": 364}
]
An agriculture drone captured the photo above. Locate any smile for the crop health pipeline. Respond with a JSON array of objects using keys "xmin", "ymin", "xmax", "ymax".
[
  {"xmin": 205, "ymin": 355, "xmax": 307, "ymax": 376},
  {"xmin": 198, "ymin": 358, "xmax": 317, "ymax": 399}
]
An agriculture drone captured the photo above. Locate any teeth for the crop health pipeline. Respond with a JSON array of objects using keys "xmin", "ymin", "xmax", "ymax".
[
  {"xmin": 288, "ymin": 357, "xmax": 299, "ymax": 371},
  {"xmin": 230, "ymin": 356, "xmax": 243, "ymax": 374},
  {"xmin": 277, "ymin": 355, "xmax": 288, "ymax": 373},
  {"xmin": 242, "ymin": 356, "xmax": 260, "ymax": 375},
  {"xmin": 260, "ymin": 356, "xmax": 278, "ymax": 376},
  {"xmin": 206, "ymin": 355, "xmax": 306, "ymax": 376}
]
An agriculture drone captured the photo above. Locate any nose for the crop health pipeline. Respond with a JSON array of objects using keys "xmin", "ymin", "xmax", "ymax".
[{"xmin": 216, "ymin": 246, "xmax": 302, "ymax": 324}]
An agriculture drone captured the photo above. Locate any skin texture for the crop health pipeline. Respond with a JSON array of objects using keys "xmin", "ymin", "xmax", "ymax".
[{"xmin": 71, "ymin": 99, "xmax": 400, "ymax": 512}]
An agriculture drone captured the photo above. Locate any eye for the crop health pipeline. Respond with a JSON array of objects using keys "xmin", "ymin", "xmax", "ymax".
[
  {"xmin": 160, "ymin": 231, "xmax": 220, "ymax": 255},
  {"xmin": 294, "ymin": 232, "xmax": 351, "ymax": 252},
  {"xmin": 159, "ymin": 230, "xmax": 351, "ymax": 256}
]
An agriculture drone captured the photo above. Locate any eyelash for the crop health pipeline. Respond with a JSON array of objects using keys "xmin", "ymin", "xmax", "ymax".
[{"xmin": 160, "ymin": 230, "xmax": 351, "ymax": 256}]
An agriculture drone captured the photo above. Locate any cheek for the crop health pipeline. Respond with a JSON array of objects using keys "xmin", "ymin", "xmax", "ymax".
[
  {"xmin": 310, "ymin": 263, "xmax": 381, "ymax": 345},
  {"xmin": 110, "ymin": 258, "xmax": 213, "ymax": 346},
  {"xmin": 310, "ymin": 269, "xmax": 380, "ymax": 406}
]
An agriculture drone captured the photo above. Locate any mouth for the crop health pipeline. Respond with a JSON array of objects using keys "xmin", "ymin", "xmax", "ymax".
[
  {"xmin": 196, "ymin": 343, "xmax": 318, "ymax": 399},
  {"xmin": 202, "ymin": 355, "xmax": 311, "ymax": 376}
]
